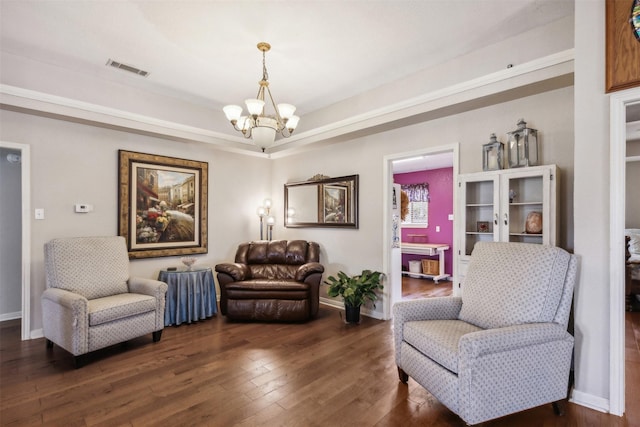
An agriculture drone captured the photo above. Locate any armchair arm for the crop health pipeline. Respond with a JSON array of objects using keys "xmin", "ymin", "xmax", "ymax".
[
  {"xmin": 458, "ymin": 322, "xmax": 572, "ymax": 359},
  {"xmin": 457, "ymin": 323, "xmax": 574, "ymax": 424},
  {"xmin": 295, "ymin": 262, "xmax": 324, "ymax": 281},
  {"xmin": 393, "ymin": 297, "xmax": 462, "ymax": 366},
  {"xmin": 42, "ymin": 287, "xmax": 88, "ymax": 310},
  {"xmin": 215, "ymin": 263, "xmax": 249, "ymax": 282},
  {"xmin": 41, "ymin": 288, "xmax": 89, "ymax": 355},
  {"xmin": 129, "ymin": 277, "xmax": 168, "ymax": 331},
  {"xmin": 129, "ymin": 276, "xmax": 168, "ymax": 297}
]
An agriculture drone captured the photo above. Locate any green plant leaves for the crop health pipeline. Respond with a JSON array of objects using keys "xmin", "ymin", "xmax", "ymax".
[{"xmin": 323, "ymin": 269, "xmax": 384, "ymax": 308}]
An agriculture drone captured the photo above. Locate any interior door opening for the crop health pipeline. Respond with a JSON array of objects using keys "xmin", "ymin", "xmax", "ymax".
[{"xmin": 383, "ymin": 144, "xmax": 458, "ymax": 320}]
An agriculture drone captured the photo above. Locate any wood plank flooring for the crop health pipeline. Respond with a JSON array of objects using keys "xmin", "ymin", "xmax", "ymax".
[
  {"xmin": 1, "ymin": 305, "xmax": 637, "ymax": 426},
  {"xmin": 401, "ymin": 276, "xmax": 452, "ymax": 299}
]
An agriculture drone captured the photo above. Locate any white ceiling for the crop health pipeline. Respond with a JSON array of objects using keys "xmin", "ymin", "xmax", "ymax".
[{"xmin": 0, "ymin": 0, "xmax": 574, "ymax": 132}]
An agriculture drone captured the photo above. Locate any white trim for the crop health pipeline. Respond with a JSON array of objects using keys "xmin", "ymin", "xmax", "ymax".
[
  {"xmin": 319, "ymin": 298, "xmax": 384, "ymax": 321},
  {"xmin": 268, "ymin": 49, "xmax": 574, "ymax": 156},
  {"xmin": 382, "ymin": 143, "xmax": 460, "ymax": 320},
  {"xmin": 609, "ymin": 88, "xmax": 640, "ymax": 417},
  {"xmin": 626, "ymin": 155, "xmax": 640, "ymax": 162},
  {"xmin": 0, "ymin": 311, "xmax": 21, "ymax": 321},
  {"xmin": 0, "ymin": 141, "xmax": 31, "ymax": 340},
  {"xmin": 2, "ymin": 49, "xmax": 574, "ymax": 158},
  {"xmin": 569, "ymin": 389, "xmax": 610, "ymax": 414}
]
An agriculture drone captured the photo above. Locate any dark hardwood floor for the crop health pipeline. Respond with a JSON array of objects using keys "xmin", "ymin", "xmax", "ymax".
[{"xmin": 1, "ymin": 304, "xmax": 637, "ymax": 426}]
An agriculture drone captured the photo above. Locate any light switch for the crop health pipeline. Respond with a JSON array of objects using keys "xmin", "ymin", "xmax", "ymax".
[
  {"xmin": 436, "ymin": 226, "xmax": 441, "ymax": 232},
  {"xmin": 448, "ymin": 214, "xmax": 454, "ymax": 221},
  {"xmin": 35, "ymin": 208, "xmax": 45, "ymax": 220}
]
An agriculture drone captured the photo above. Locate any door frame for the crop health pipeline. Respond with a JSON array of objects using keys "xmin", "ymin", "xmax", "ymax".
[
  {"xmin": 0, "ymin": 140, "xmax": 31, "ymax": 340},
  {"xmin": 609, "ymin": 87, "xmax": 640, "ymax": 415},
  {"xmin": 382, "ymin": 143, "xmax": 459, "ymax": 320}
]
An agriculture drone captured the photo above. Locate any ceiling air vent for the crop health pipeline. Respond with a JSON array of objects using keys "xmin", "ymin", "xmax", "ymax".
[{"xmin": 106, "ymin": 59, "xmax": 150, "ymax": 77}]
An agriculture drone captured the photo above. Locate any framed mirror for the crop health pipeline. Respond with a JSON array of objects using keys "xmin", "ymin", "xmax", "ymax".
[{"xmin": 285, "ymin": 175, "xmax": 359, "ymax": 228}]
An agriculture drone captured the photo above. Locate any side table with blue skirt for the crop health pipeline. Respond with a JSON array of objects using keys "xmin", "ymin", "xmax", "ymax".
[{"xmin": 158, "ymin": 266, "xmax": 217, "ymax": 326}]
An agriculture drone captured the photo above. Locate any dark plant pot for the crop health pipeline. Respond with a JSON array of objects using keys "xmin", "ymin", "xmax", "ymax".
[{"xmin": 345, "ymin": 305, "xmax": 361, "ymax": 324}]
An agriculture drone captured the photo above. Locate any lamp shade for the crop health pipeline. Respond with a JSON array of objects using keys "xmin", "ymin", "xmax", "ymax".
[
  {"xmin": 286, "ymin": 115, "xmax": 300, "ymax": 131},
  {"xmin": 277, "ymin": 103, "xmax": 296, "ymax": 119},
  {"xmin": 223, "ymin": 105, "xmax": 243, "ymax": 122},
  {"xmin": 245, "ymin": 99, "xmax": 265, "ymax": 116},
  {"xmin": 252, "ymin": 126, "xmax": 277, "ymax": 149}
]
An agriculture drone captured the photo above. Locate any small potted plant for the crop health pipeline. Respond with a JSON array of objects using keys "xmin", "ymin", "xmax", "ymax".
[{"xmin": 324, "ymin": 270, "xmax": 384, "ymax": 323}]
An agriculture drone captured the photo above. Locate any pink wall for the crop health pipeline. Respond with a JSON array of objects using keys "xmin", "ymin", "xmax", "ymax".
[{"xmin": 394, "ymin": 167, "xmax": 454, "ymax": 276}]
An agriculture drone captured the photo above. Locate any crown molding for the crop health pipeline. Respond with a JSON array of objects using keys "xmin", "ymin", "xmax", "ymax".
[{"xmin": 1, "ymin": 49, "xmax": 574, "ymax": 158}]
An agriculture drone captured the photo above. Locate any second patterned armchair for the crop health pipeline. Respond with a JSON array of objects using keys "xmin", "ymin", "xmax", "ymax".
[{"xmin": 393, "ymin": 242, "xmax": 577, "ymax": 425}]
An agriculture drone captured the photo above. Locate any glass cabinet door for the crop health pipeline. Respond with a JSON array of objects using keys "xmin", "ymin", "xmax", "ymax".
[
  {"xmin": 501, "ymin": 167, "xmax": 554, "ymax": 245},
  {"xmin": 461, "ymin": 175, "xmax": 499, "ymax": 256}
]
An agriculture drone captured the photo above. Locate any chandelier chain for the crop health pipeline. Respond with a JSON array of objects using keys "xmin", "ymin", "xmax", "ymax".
[{"xmin": 262, "ymin": 49, "xmax": 269, "ymax": 83}]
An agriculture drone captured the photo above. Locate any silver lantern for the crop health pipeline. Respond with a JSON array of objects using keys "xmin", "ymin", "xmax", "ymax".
[
  {"xmin": 507, "ymin": 118, "xmax": 538, "ymax": 168},
  {"xmin": 482, "ymin": 133, "xmax": 504, "ymax": 171}
]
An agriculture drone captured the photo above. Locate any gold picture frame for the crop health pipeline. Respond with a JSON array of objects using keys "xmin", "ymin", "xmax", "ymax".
[{"xmin": 118, "ymin": 150, "xmax": 208, "ymax": 259}]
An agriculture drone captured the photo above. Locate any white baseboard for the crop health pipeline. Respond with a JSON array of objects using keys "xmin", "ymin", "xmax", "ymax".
[
  {"xmin": 569, "ymin": 388, "xmax": 610, "ymax": 414},
  {"xmin": 0, "ymin": 311, "xmax": 21, "ymax": 322},
  {"xmin": 319, "ymin": 298, "xmax": 386, "ymax": 320},
  {"xmin": 30, "ymin": 328, "xmax": 43, "ymax": 339}
]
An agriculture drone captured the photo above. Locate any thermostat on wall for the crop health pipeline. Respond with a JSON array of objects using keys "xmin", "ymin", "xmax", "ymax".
[{"xmin": 75, "ymin": 204, "xmax": 93, "ymax": 213}]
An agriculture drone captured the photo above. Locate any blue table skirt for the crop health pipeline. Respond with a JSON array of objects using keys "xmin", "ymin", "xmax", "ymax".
[{"xmin": 158, "ymin": 267, "xmax": 218, "ymax": 326}]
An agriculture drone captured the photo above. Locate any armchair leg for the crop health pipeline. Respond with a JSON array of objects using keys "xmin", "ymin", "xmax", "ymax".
[
  {"xmin": 398, "ymin": 367, "xmax": 409, "ymax": 384},
  {"xmin": 152, "ymin": 330, "xmax": 163, "ymax": 342},
  {"xmin": 552, "ymin": 401, "xmax": 565, "ymax": 416},
  {"xmin": 46, "ymin": 339, "xmax": 54, "ymax": 349},
  {"xmin": 74, "ymin": 354, "xmax": 88, "ymax": 369}
]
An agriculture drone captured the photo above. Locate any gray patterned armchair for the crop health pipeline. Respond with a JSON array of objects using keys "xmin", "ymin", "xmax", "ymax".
[
  {"xmin": 42, "ymin": 236, "xmax": 168, "ymax": 367},
  {"xmin": 393, "ymin": 242, "xmax": 577, "ymax": 425}
]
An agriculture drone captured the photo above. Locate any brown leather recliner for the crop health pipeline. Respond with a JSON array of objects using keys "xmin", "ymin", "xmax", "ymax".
[{"xmin": 214, "ymin": 240, "xmax": 324, "ymax": 322}]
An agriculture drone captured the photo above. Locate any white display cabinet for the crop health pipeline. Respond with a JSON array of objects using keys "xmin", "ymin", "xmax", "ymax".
[{"xmin": 457, "ymin": 164, "xmax": 558, "ymax": 285}]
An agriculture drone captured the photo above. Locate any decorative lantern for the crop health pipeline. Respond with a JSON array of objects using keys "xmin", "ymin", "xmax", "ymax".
[
  {"xmin": 507, "ymin": 118, "xmax": 538, "ymax": 168},
  {"xmin": 482, "ymin": 133, "xmax": 504, "ymax": 171}
]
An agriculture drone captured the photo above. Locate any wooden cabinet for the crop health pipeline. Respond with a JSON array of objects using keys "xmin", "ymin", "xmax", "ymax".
[{"xmin": 457, "ymin": 165, "xmax": 558, "ymax": 285}]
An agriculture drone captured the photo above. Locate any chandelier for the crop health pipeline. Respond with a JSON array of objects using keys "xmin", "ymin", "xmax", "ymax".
[{"xmin": 223, "ymin": 42, "xmax": 300, "ymax": 152}]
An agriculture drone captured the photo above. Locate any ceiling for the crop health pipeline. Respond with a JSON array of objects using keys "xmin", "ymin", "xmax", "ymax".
[{"xmin": 0, "ymin": 0, "xmax": 574, "ymax": 145}]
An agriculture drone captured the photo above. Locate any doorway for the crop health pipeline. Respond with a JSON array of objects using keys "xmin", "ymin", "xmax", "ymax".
[
  {"xmin": 382, "ymin": 143, "xmax": 459, "ymax": 320},
  {"xmin": 609, "ymin": 88, "xmax": 640, "ymax": 416},
  {"xmin": 0, "ymin": 141, "xmax": 31, "ymax": 340}
]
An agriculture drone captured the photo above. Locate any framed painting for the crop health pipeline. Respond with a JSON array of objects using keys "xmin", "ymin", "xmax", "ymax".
[
  {"xmin": 322, "ymin": 184, "xmax": 348, "ymax": 223},
  {"xmin": 477, "ymin": 221, "xmax": 490, "ymax": 233},
  {"xmin": 118, "ymin": 150, "xmax": 208, "ymax": 259}
]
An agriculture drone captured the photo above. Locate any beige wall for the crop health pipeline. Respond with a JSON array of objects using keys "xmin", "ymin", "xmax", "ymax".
[
  {"xmin": 0, "ymin": 109, "xmax": 271, "ymax": 330},
  {"xmin": 573, "ymin": 0, "xmax": 612, "ymax": 408},
  {"xmin": 272, "ymin": 86, "xmax": 574, "ymax": 318}
]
